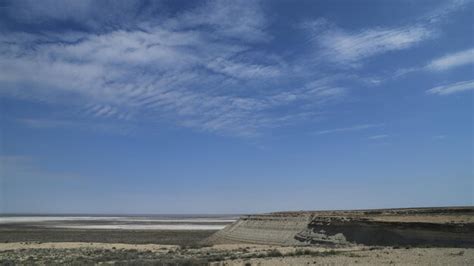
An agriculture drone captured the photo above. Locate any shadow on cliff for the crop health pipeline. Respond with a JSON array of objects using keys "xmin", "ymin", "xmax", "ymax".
[{"xmin": 297, "ymin": 220, "xmax": 474, "ymax": 248}]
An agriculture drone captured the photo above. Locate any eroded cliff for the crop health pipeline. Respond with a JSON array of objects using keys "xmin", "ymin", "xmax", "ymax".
[{"xmin": 206, "ymin": 207, "xmax": 474, "ymax": 247}]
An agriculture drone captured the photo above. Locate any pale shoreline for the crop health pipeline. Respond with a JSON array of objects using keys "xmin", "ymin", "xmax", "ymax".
[
  {"xmin": 0, "ymin": 215, "xmax": 235, "ymax": 231},
  {"xmin": 0, "ymin": 216, "xmax": 237, "ymax": 224},
  {"xmin": 49, "ymin": 224, "xmax": 227, "ymax": 230}
]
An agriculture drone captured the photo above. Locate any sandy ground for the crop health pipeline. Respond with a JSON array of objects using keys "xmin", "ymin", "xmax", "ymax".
[
  {"xmin": 0, "ymin": 242, "xmax": 177, "ymax": 252},
  {"xmin": 223, "ymin": 248, "xmax": 473, "ymax": 265},
  {"xmin": 0, "ymin": 242, "xmax": 472, "ymax": 265}
]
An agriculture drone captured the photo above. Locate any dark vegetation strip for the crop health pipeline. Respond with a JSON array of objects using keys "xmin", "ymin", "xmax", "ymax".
[
  {"xmin": 0, "ymin": 247, "xmax": 344, "ymax": 265},
  {"xmin": 0, "ymin": 227, "xmax": 216, "ymax": 245}
]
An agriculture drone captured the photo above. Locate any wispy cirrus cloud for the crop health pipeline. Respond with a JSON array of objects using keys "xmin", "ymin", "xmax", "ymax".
[
  {"xmin": 426, "ymin": 48, "xmax": 474, "ymax": 71},
  {"xmin": 0, "ymin": 0, "xmax": 350, "ymax": 137},
  {"xmin": 368, "ymin": 134, "xmax": 389, "ymax": 140},
  {"xmin": 395, "ymin": 47, "xmax": 474, "ymax": 77},
  {"xmin": 426, "ymin": 80, "xmax": 474, "ymax": 95},
  {"xmin": 304, "ymin": 0, "xmax": 470, "ymax": 67},
  {"xmin": 171, "ymin": 0, "xmax": 270, "ymax": 42},
  {"xmin": 1, "ymin": 0, "xmax": 468, "ymax": 137},
  {"xmin": 423, "ymin": 0, "xmax": 472, "ymax": 24},
  {"xmin": 313, "ymin": 24, "xmax": 433, "ymax": 66},
  {"xmin": 315, "ymin": 123, "xmax": 383, "ymax": 135}
]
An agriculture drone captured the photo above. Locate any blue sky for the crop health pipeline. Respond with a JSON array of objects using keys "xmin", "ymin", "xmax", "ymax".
[{"xmin": 0, "ymin": 0, "xmax": 473, "ymax": 214}]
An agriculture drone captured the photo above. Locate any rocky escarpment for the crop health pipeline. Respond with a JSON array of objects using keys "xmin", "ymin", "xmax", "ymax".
[
  {"xmin": 206, "ymin": 207, "xmax": 474, "ymax": 247},
  {"xmin": 296, "ymin": 216, "xmax": 474, "ymax": 247},
  {"xmin": 205, "ymin": 214, "xmax": 313, "ymax": 246}
]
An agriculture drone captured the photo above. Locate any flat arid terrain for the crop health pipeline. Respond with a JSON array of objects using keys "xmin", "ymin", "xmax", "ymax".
[{"xmin": 0, "ymin": 207, "xmax": 473, "ymax": 265}]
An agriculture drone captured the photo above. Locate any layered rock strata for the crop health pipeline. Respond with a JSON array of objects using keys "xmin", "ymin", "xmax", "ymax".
[{"xmin": 206, "ymin": 207, "xmax": 474, "ymax": 247}]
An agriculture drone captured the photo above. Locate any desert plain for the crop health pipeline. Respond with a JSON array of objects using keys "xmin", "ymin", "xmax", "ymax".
[{"xmin": 0, "ymin": 207, "xmax": 473, "ymax": 265}]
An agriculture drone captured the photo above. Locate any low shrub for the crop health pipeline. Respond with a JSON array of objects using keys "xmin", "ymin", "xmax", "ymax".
[{"xmin": 267, "ymin": 249, "xmax": 283, "ymax": 257}]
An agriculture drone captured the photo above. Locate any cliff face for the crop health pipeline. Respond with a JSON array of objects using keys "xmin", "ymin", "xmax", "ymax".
[
  {"xmin": 206, "ymin": 207, "xmax": 474, "ymax": 247},
  {"xmin": 297, "ymin": 217, "xmax": 474, "ymax": 247},
  {"xmin": 206, "ymin": 214, "xmax": 313, "ymax": 245}
]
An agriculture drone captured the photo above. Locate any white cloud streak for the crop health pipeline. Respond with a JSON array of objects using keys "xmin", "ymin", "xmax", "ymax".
[
  {"xmin": 320, "ymin": 26, "xmax": 432, "ymax": 65},
  {"xmin": 368, "ymin": 134, "xmax": 389, "ymax": 140},
  {"xmin": 426, "ymin": 80, "xmax": 474, "ymax": 95},
  {"xmin": 315, "ymin": 124, "xmax": 383, "ymax": 135},
  {"xmin": 395, "ymin": 47, "xmax": 474, "ymax": 77},
  {"xmin": 172, "ymin": 0, "xmax": 270, "ymax": 42},
  {"xmin": 304, "ymin": 18, "xmax": 434, "ymax": 66},
  {"xmin": 426, "ymin": 48, "xmax": 474, "ymax": 71},
  {"xmin": 305, "ymin": 0, "xmax": 470, "ymax": 67}
]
